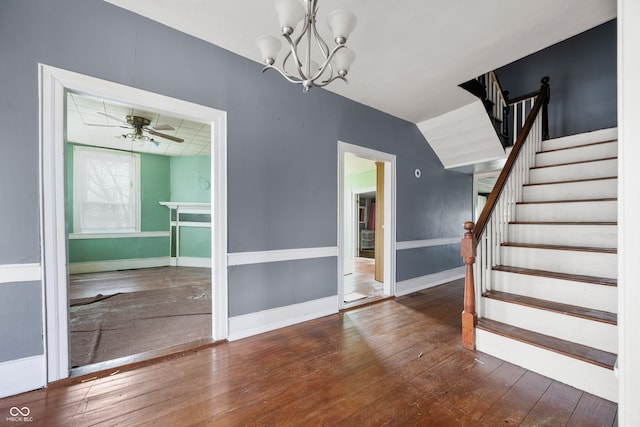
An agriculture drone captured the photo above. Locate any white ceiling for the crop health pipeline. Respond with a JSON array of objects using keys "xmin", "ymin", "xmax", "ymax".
[
  {"xmin": 66, "ymin": 92, "xmax": 210, "ymax": 156},
  {"xmin": 105, "ymin": 0, "xmax": 615, "ymax": 124}
]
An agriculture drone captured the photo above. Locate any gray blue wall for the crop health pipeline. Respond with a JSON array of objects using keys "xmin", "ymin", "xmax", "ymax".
[
  {"xmin": 0, "ymin": 0, "xmax": 470, "ymax": 362},
  {"xmin": 496, "ymin": 19, "xmax": 617, "ymax": 138}
]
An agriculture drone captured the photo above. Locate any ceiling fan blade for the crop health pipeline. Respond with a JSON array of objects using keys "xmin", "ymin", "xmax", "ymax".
[
  {"xmin": 151, "ymin": 124, "xmax": 175, "ymax": 131},
  {"xmin": 146, "ymin": 128, "xmax": 184, "ymax": 143},
  {"xmin": 86, "ymin": 123, "xmax": 130, "ymax": 128},
  {"xmin": 97, "ymin": 111, "xmax": 128, "ymax": 124}
]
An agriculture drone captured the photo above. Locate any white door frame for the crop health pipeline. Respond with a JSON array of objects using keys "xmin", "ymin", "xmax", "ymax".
[
  {"xmin": 338, "ymin": 141, "xmax": 396, "ymax": 308},
  {"xmin": 39, "ymin": 64, "xmax": 229, "ymax": 382}
]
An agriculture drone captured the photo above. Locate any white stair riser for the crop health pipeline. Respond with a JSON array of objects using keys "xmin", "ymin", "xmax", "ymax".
[
  {"xmin": 542, "ymin": 128, "xmax": 617, "ymax": 151},
  {"xmin": 508, "ymin": 224, "xmax": 617, "ymax": 248},
  {"xmin": 536, "ymin": 142, "xmax": 617, "ymax": 167},
  {"xmin": 476, "ymin": 330, "xmax": 618, "ymax": 402},
  {"xmin": 529, "ymin": 158, "xmax": 618, "ymax": 184},
  {"xmin": 491, "ymin": 270, "xmax": 618, "ymax": 313},
  {"xmin": 481, "ymin": 298, "xmax": 617, "ymax": 353},
  {"xmin": 500, "ymin": 246, "xmax": 617, "ymax": 279},
  {"xmin": 516, "ymin": 201, "xmax": 617, "ymax": 222},
  {"xmin": 522, "ymin": 179, "xmax": 617, "ymax": 202}
]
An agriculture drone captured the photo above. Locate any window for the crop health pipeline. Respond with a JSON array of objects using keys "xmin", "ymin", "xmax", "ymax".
[{"xmin": 73, "ymin": 146, "xmax": 140, "ymax": 233}]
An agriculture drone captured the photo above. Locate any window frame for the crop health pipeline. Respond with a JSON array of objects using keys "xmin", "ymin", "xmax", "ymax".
[{"xmin": 72, "ymin": 145, "xmax": 141, "ymax": 234}]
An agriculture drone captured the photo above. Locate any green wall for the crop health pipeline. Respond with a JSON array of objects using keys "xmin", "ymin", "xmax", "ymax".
[
  {"xmin": 67, "ymin": 143, "xmax": 171, "ymax": 262},
  {"xmin": 179, "ymin": 227, "xmax": 212, "ymax": 258},
  {"xmin": 345, "ymin": 169, "xmax": 376, "ymax": 191},
  {"xmin": 170, "ymin": 156, "xmax": 211, "ymax": 259},
  {"xmin": 69, "ymin": 237, "xmax": 169, "ymax": 262},
  {"xmin": 140, "ymin": 153, "xmax": 171, "ymax": 231},
  {"xmin": 170, "ymin": 156, "xmax": 211, "ymax": 202},
  {"xmin": 66, "ymin": 144, "xmax": 212, "ymax": 263}
]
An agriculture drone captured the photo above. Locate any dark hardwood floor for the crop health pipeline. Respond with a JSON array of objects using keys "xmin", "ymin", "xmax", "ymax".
[{"xmin": 0, "ymin": 279, "xmax": 617, "ymax": 426}]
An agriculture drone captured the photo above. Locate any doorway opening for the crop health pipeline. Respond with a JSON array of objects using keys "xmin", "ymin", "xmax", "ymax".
[
  {"xmin": 338, "ymin": 142, "xmax": 396, "ymax": 310},
  {"xmin": 65, "ymin": 91, "xmax": 214, "ymax": 374},
  {"xmin": 473, "ymin": 171, "xmax": 499, "ymax": 221},
  {"xmin": 40, "ymin": 65, "xmax": 228, "ymax": 382}
]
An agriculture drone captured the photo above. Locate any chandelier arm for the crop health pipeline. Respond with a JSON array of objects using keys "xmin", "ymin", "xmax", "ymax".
[
  {"xmin": 312, "ymin": 75, "xmax": 347, "ymax": 88},
  {"xmin": 282, "ymin": 33, "xmax": 308, "ymax": 81},
  {"xmin": 310, "ymin": 44, "xmax": 345, "ymax": 82},
  {"xmin": 310, "ymin": 19, "xmax": 334, "ymax": 82},
  {"xmin": 282, "ymin": 10, "xmax": 311, "ymax": 79},
  {"xmin": 261, "ymin": 65, "xmax": 305, "ymax": 85}
]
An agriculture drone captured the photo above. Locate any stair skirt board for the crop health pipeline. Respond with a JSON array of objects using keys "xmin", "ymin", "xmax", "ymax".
[
  {"xmin": 542, "ymin": 128, "xmax": 617, "ymax": 151},
  {"xmin": 490, "ymin": 270, "xmax": 618, "ymax": 313},
  {"xmin": 507, "ymin": 223, "xmax": 617, "ymax": 248},
  {"xmin": 521, "ymin": 178, "xmax": 617, "ymax": 202},
  {"xmin": 499, "ymin": 246, "xmax": 617, "ymax": 279},
  {"xmin": 535, "ymin": 141, "xmax": 618, "ymax": 167},
  {"xmin": 515, "ymin": 200, "xmax": 617, "ymax": 223},
  {"xmin": 476, "ymin": 329, "xmax": 618, "ymax": 403},
  {"xmin": 480, "ymin": 298, "xmax": 617, "ymax": 353},
  {"xmin": 529, "ymin": 158, "xmax": 618, "ymax": 184}
]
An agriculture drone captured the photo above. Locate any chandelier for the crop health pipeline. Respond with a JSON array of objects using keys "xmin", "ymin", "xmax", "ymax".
[{"xmin": 256, "ymin": 0, "xmax": 357, "ymax": 93}]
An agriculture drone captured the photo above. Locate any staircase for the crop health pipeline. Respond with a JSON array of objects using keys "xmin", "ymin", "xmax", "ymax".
[{"xmin": 474, "ymin": 127, "xmax": 618, "ymax": 402}]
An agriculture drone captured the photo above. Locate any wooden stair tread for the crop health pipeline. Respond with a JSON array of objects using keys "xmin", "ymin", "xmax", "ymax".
[
  {"xmin": 537, "ymin": 139, "xmax": 617, "ymax": 154},
  {"xmin": 517, "ymin": 197, "xmax": 616, "ymax": 205},
  {"xmin": 501, "ymin": 242, "xmax": 616, "ymax": 254},
  {"xmin": 483, "ymin": 290, "xmax": 617, "ymax": 325},
  {"xmin": 524, "ymin": 176, "xmax": 617, "ymax": 187},
  {"xmin": 493, "ymin": 265, "xmax": 617, "ymax": 287},
  {"xmin": 530, "ymin": 157, "xmax": 617, "ymax": 170},
  {"xmin": 509, "ymin": 221, "xmax": 617, "ymax": 225},
  {"xmin": 476, "ymin": 319, "xmax": 617, "ymax": 370}
]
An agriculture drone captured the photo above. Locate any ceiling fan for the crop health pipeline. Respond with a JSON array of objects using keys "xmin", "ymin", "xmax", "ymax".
[{"xmin": 87, "ymin": 112, "xmax": 184, "ymax": 143}]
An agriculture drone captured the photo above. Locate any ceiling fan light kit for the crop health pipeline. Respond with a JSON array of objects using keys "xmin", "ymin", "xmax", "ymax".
[
  {"xmin": 89, "ymin": 112, "xmax": 185, "ymax": 145},
  {"xmin": 257, "ymin": 0, "xmax": 357, "ymax": 92}
]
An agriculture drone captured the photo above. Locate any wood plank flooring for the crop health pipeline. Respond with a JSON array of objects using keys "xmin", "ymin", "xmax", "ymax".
[
  {"xmin": 0, "ymin": 279, "xmax": 617, "ymax": 426},
  {"xmin": 343, "ymin": 257, "xmax": 386, "ymax": 309}
]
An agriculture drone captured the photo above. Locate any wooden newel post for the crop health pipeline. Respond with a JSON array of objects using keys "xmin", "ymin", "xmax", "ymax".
[{"xmin": 461, "ymin": 221, "xmax": 477, "ymax": 350}]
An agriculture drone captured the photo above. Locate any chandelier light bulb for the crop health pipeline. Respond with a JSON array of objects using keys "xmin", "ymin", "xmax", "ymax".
[
  {"xmin": 274, "ymin": 0, "xmax": 305, "ymax": 35},
  {"xmin": 256, "ymin": 35, "xmax": 282, "ymax": 65},
  {"xmin": 332, "ymin": 48, "xmax": 356, "ymax": 76},
  {"xmin": 327, "ymin": 9, "xmax": 357, "ymax": 44}
]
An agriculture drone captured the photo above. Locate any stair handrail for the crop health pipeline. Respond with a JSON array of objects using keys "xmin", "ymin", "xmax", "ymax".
[
  {"xmin": 474, "ymin": 77, "xmax": 550, "ymax": 240},
  {"xmin": 461, "ymin": 77, "xmax": 550, "ymax": 350}
]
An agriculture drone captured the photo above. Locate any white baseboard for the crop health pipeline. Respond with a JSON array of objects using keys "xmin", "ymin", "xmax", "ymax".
[
  {"xmin": 68, "ymin": 257, "xmax": 170, "ymax": 274},
  {"xmin": 396, "ymin": 266, "xmax": 465, "ymax": 296},
  {"xmin": 228, "ymin": 296, "xmax": 338, "ymax": 341},
  {"xmin": 0, "ymin": 354, "xmax": 46, "ymax": 398},
  {"xmin": 177, "ymin": 257, "xmax": 212, "ymax": 268}
]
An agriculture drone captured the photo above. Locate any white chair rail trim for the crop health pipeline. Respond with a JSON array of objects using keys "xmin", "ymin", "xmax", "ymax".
[
  {"xmin": 396, "ymin": 237, "xmax": 459, "ymax": 251},
  {"xmin": 0, "ymin": 263, "xmax": 41, "ymax": 284}
]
